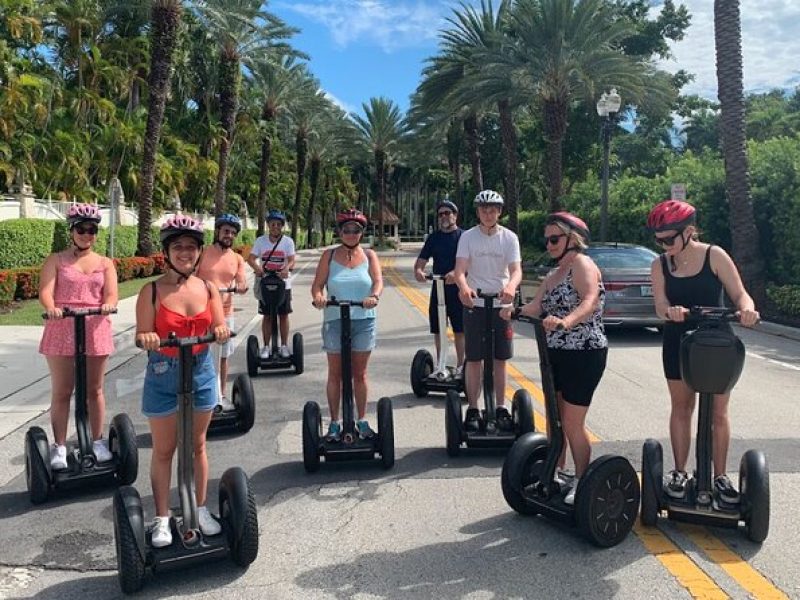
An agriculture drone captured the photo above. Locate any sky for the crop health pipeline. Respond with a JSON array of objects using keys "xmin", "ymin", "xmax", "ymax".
[{"xmin": 270, "ymin": 0, "xmax": 800, "ymax": 118}]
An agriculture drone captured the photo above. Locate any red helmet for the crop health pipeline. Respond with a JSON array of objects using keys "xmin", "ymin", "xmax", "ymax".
[
  {"xmin": 647, "ymin": 200, "xmax": 696, "ymax": 232},
  {"xmin": 336, "ymin": 208, "xmax": 367, "ymax": 229},
  {"xmin": 546, "ymin": 211, "xmax": 590, "ymax": 241}
]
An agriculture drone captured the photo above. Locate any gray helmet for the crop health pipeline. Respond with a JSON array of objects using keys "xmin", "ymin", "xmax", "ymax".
[{"xmin": 473, "ymin": 189, "xmax": 504, "ymax": 206}]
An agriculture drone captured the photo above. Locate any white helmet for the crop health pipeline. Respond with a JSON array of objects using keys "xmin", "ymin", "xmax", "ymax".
[{"xmin": 474, "ymin": 189, "xmax": 504, "ymax": 206}]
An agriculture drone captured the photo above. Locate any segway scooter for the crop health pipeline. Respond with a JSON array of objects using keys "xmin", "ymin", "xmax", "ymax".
[
  {"xmin": 640, "ymin": 306, "xmax": 769, "ymax": 542},
  {"xmin": 113, "ymin": 331, "xmax": 259, "ymax": 594},
  {"xmin": 501, "ymin": 313, "xmax": 640, "ymax": 547},
  {"xmin": 208, "ymin": 286, "xmax": 255, "ymax": 434},
  {"xmin": 25, "ymin": 307, "xmax": 138, "ymax": 504},
  {"xmin": 445, "ymin": 292, "xmax": 535, "ymax": 456},
  {"xmin": 410, "ymin": 274, "xmax": 464, "ymax": 398},
  {"xmin": 247, "ymin": 271, "xmax": 303, "ymax": 375},
  {"xmin": 302, "ymin": 298, "xmax": 394, "ymax": 472}
]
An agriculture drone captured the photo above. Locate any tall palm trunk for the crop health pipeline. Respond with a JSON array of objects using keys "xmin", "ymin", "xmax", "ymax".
[
  {"xmin": 463, "ymin": 112, "xmax": 483, "ymax": 196},
  {"xmin": 137, "ymin": 0, "xmax": 182, "ymax": 257},
  {"xmin": 375, "ymin": 149, "xmax": 386, "ymax": 244},
  {"xmin": 714, "ymin": 0, "xmax": 766, "ymax": 306},
  {"xmin": 306, "ymin": 156, "xmax": 321, "ymax": 249},
  {"xmin": 257, "ymin": 108, "xmax": 276, "ymax": 236},
  {"xmin": 498, "ymin": 98, "xmax": 519, "ymax": 231},
  {"xmin": 214, "ymin": 53, "xmax": 241, "ymax": 216},
  {"xmin": 291, "ymin": 129, "xmax": 307, "ymax": 241},
  {"xmin": 446, "ymin": 124, "xmax": 464, "ymax": 217},
  {"xmin": 543, "ymin": 97, "xmax": 568, "ymax": 211}
]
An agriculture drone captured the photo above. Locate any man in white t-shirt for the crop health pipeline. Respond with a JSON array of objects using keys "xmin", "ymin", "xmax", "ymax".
[
  {"xmin": 453, "ymin": 190, "xmax": 522, "ymax": 433},
  {"xmin": 247, "ymin": 210, "xmax": 296, "ymax": 359}
]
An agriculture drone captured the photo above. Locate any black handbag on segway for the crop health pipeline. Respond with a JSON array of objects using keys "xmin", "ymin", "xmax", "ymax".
[
  {"xmin": 501, "ymin": 313, "xmax": 640, "ymax": 547},
  {"xmin": 302, "ymin": 298, "xmax": 394, "ymax": 472},
  {"xmin": 444, "ymin": 292, "xmax": 535, "ymax": 456},
  {"xmin": 113, "ymin": 332, "xmax": 259, "ymax": 594},
  {"xmin": 25, "ymin": 308, "xmax": 138, "ymax": 504},
  {"xmin": 640, "ymin": 306, "xmax": 770, "ymax": 543}
]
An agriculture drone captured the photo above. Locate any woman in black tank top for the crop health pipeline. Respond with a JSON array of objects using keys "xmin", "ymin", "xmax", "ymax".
[{"xmin": 647, "ymin": 200, "xmax": 760, "ymax": 504}]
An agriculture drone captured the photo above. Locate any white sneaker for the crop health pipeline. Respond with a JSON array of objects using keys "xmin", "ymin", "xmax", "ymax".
[
  {"xmin": 151, "ymin": 516, "xmax": 172, "ymax": 548},
  {"xmin": 279, "ymin": 345, "xmax": 291, "ymax": 358},
  {"xmin": 218, "ymin": 395, "xmax": 235, "ymax": 411},
  {"xmin": 259, "ymin": 346, "xmax": 271, "ymax": 359},
  {"xmin": 50, "ymin": 444, "xmax": 68, "ymax": 470},
  {"xmin": 455, "ymin": 365, "xmax": 464, "ymax": 378},
  {"xmin": 92, "ymin": 438, "xmax": 113, "ymax": 462},
  {"xmin": 564, "ymin": 478, "xmax": 579, "ymax": 506},
  {"xmin": 198, "ymin": 506, "xmax": 222, "ymax": 536}
]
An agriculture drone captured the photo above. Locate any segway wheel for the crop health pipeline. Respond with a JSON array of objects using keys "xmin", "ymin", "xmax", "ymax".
[
  {"xmin": 512, "ymin": 388, "xmax": 535, "ymax": 436},
  {"xmin": 24, "ymin": 427, "xmax": 51, "ymax": 505},
  {"xmin": 113, "ymin": 486, "xmax": 146, "ymax": 594},
  {"xmin": 246, "ymin": 335, "xmax": 260, "ymax": 378},
  {"xmin": 292, "ymin": 332, "xmax": 304, "ymax": 374},
  {"xmin": 410, "ymin": 349, "xmax": 433, "ymax": 397},
  {"xmin": 640, "ymin": 439, "xmax": 663, "ymax": 527},
  {"xmin": 500, "ymin": 433, "xmax": 549, "ymax": 515},
  {"xmin": 109, "ymin": 413, "xmax": 139, "ymax": 485},
  {"xmin": 576, "ymin": 455, "xmax": 640, "ymax": 548},
  {"xmin": 219, "ymin": 467, "xmax": 259, "ymax": 567},
  {"xmin": 377, "ymin": 397, "xmax": 395, "ymax": 470},
  {"xmin": 740, "ymin": 449, "xmax": 770, "ymax": 543},
  {"xmin": 233, "ymin": 374, "xmax": 256, "ymax": 433},
  {"xmin": 302, "ymin": 401, "xmax": 322, "ymax": 473},
  {"xmin": 445, "ymin": 389, "xmax": 463, "ymax": 457}
]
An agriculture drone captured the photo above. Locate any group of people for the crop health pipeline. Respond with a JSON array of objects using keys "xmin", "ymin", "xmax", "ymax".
[{"xmin": 37, "ymin": 189, "xmax": 760, "ymax": 545}]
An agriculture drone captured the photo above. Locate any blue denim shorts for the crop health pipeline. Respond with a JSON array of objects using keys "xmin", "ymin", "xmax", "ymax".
[
  {"xmin": 142, "ymin": 349, "xmax": 218, "ymax": 418},
  {"xmin": 322, "ymin": 318, "xmax": 376, "ymax": 353}
]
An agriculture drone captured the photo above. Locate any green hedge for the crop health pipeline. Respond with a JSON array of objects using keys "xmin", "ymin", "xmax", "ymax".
[
  {"xmin": 0, "ymin": 220, "xmax": 57, "ymax": 269},
  {"xmin": 767, "ymin": 284, "xmax": 800, "ymax": 317},
  {"xmin": 0, "ymin": 270, "xmax": 16, "ymax": 308}
]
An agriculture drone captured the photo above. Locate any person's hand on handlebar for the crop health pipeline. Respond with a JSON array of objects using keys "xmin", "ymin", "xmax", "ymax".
[
  {"xmin": 738, "ymin": 307, "xmax": 760, "ymax": 327},
  {"xmin": 362, "ymin": 295, "xmax": 379, "ymax": 309},
  {"xmin": 542, "ymin": 314, "xmax": 568, "ymax": 332},
  {"xmin": 414, "ymin": 268, "xmax": 426, "ymax": 283},
  {"xmin": 44, "ymin": 307, "xmax": 64, "ymax": 319},
  {"xmin": 279, "ymin": 267, "xmax": 290, "ymax": 280},
  {"xmin": 444, "ymin": 270, "xmax": 456, "ymax": 285},
  {"xmin": 312, "ymin": 292, "xmax": 327, "ymax": 310},
  {"xmin": 136, "ymin": 331, "xmax": 160, "ymax": 351},
  {"xmin": 235, "ymin": 283, "xmax": 248, "ymax": 294},
  {"xmin": 213, "ymin": 324, "xmax": 231, "ymax": 344},
  {"xmin": 666, "ymin": 305, "xmax": 689, "ymax": 322},
  {"xmin": 499, "ymin": 306, "xmax": 514, "ymax": 321},
  {"xmin": 458, "ymin": 285, "xmax": 476, "ymax": 308},
  {"xmin": 101, "ymin": 303, "xmax": 116, "ymax": 315},
  {"xmin": 499, "ymin": 285, "xmax": 516, "ymax": 305}
]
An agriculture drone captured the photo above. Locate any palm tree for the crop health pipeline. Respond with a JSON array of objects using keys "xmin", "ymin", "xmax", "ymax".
[
  {"xmin": 713, "ymin": 0, "xmax": 766, "ymax": 306},
  {"xmin": 351, "ymin": 97, "xmax": 407, "ymax": 245}
]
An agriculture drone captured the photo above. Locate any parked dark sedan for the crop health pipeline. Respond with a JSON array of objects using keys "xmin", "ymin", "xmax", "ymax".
[{"xmin": 520, "ymin": 243, "xmax": 660, "ymax": 328}]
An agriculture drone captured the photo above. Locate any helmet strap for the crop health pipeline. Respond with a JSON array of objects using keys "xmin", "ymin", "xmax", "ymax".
[{"xmin": 556, "ymin": 246, "xmax": 580, "ymax": 262}]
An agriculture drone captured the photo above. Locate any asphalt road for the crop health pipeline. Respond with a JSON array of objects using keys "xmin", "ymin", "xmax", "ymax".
[{"xmin": 1, "ymin": 249, "xmax": 799, "ymax": 599}]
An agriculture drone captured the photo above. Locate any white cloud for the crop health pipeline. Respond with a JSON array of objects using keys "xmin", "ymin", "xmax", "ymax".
[
  {"xmin": 656, "ymin": 0, "xmax": 800, "ymax": 99},
  {"xmin": 275, "ymin": 0, "xmax": 444, "ymax": 52},
  {"xmin": 324, "ymin": 90, "xmax": 357, "ymax": 114}
]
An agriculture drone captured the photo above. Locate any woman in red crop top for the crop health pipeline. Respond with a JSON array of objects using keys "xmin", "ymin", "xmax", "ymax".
[{"xmin": 135, "ymin": 216, "xmax": 230, "ymax": 548}]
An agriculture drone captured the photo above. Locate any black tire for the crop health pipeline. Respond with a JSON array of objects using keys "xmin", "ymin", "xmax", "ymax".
[
  {"xmin": 220, "ymin": 467, "xmax": 259, "ymax": 567},
  {"xmin": 512, "ymin": 389, "xmax": 535, "ymax": 436},
  {"xmin": 246, "ymin": 335, "xmax": 260, "ymax": 378},
  {"xmin": 377, "ymin": 397, "xmax": 395, "ymax": 469},
  {"xmin": 292, "ymin": 332, "xmax": 304, "ymax": 375},
  {"xmin": 576, "ymin": 455, "xmax": 640, "ymax": 548},
  {"xmin": 640, "ymin": 439, "xmax": 663, "ymax": 527},
  {"xmin": 302, "ymin": 401, "xmax": 322, "ymax": 473},
  {"xmin": 25, "ymin": 427, "xmax": 51, "ymax": 505},
  {"xmin": 113, "ymin": 486, "xmax": 146, "ymax": 594},
  {"xmin": 232, "ymin": 373, "xmax": 256, "ymax": 434},
  {"xmin": 410, "ymin": 349, "xmax": 433, "ymax": 397},
  {"xmin": 740, "ymin": 449, "xmax": 770, "ymax": 543},
  {"xmin": 445, "ymin": 389, "xmax": 463, "ymax": 457},
  {"xmin": 500, "ymin": 433, "xmax": 550, "ymax": 516},
  {"xmin": 109, "ymin": 413, "xmax": 138, "ymax": 485}
]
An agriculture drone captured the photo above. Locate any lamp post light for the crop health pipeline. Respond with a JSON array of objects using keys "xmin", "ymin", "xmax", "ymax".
[{"xmin": 596, "ymin": 88, "xmax": 621, "ymax": 242}]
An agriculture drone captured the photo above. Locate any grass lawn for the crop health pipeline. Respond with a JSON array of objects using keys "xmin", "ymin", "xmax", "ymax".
[{"xmin": 0, "ymin": 275, "xmax": 159, "ymax": 326}]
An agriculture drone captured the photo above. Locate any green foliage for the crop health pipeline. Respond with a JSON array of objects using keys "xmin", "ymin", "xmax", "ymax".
[
  {"xmin": 767, "ymin": 285, "xmax": 800, "ymax": 317},
  {"xmin": 96, "ymin": 226, "xmax": 140, "ymax": 258},
  {"xmin": 0, "ymin": 219, "xmax": 56, "ymax": 269},
  {"xmin": 0, "ymin": 270, "xmax": 16, "ymax": 308}
]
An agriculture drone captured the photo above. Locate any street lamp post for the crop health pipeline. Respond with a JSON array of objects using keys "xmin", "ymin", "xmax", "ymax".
[{"xmin": 596, "ymin": 88, "xmax": 621, "ymax": 242}]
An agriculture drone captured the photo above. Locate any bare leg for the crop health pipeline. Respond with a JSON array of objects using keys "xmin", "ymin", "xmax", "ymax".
[
  {"xmin": 493, "ymin": 359, "xmax": 507, "ymax": 409},
  {"xmin": 149, "ymin": 415, "xmax": 178, "ymax": 517},
  {"xmin": 351, "ymin": 351, "xmax": 372, "ymax": 419},
  {"xmin": 454, "ymin": 333, "xmax": 465, "ymax": 367},
  {"xmin": 46, "ymin": 356, "xmax": 75, "ymax": 445},
  {"xmin": 86, "ymin": 355, "xmax": 108, "ymax": 440},
  {"xmin": 326, "ymin": 353, "xmax": 342, "ymax": 420},
  {"xmin": 261, "ymin": 315, "xmax": 271, "ymax": 348},
  {"xmin": 667, "ymin": 379, "xmax": 696, "ymax": 472},
  {"xmin": 561, "ymin": 400, "xmax": 591, "ymax": 477},
  {"xmin": 465, "ymin": 360, "xmax": 482, "ymax": 409},
  {"xmin": 279, "ymin": 313, "xmax": 290, "ymax": 346},
  {"xmin": 712, "ymin": 393, "xmax": 732, "ymax": 477},
  {"xmin": 219, "ymin": 356, "xmax": 229, "ymax": 398},
  {"xmin": 193, "ymin": 410, "xmax": 214, "ymax": 507}
]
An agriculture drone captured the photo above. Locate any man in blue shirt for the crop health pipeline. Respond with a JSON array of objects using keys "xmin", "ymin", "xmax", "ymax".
[{"xmin": 414, "ymin": 200, "xmax": 465, "ymax": 371}]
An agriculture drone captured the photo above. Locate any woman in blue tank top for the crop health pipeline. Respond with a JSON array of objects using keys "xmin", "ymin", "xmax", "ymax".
[
  {"xmin": 311, "ymin": 209, "xmax": 383, "ymax": 442},
  {"xmin": 648, "ymin": 200, "xmax": 759, "ymax": 504}
]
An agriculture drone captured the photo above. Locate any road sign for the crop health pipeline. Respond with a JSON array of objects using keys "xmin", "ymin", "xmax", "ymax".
[{"xmin": 671, "ymin": 183, "xmax": 687, "ymax": 201}]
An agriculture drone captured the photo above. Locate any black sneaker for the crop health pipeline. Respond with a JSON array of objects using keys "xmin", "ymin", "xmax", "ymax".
[
  {"xmin": 496, "ymin": 406, "xmax": 513, "ymax": 432},
  {"xmin": 464, "ymin": 408, "xmax": 481, "ymax": 433},
  {"xmin": 714, "ymin": 474, "xmax": 740, "ymax": 504},
  {"xmin": 665, "ymin": 470, "xmax": 688, "ymax": 499}
]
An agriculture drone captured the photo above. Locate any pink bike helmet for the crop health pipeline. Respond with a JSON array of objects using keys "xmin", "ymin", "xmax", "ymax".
[
  {"xmin": 546, "ymin": 211, "xmax": 590, "ymax": 241},
  {"xmin": 647, "ymin": 200, "xmax": 696, "ymax": 232},
  {"xmin": 159, "ymin": 214, "xmax": 205, "ymax": 248},
  {"xmin": 66, "ymin": 204, "xmax": 102, "ymax": 228}
]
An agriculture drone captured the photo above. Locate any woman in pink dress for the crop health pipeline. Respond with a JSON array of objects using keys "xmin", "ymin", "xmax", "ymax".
[{"xmin": 39, "ymin": 204, "xmax": 118, "ymax": 471}]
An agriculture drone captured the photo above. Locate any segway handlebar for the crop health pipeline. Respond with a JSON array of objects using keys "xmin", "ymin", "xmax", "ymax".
[
  {"xmin": 476, "ymin": 289, "xmax": 499, "ymax": 300},
  {"xmin": 511, "ymin": 308, "xmax": 565, "ymax": 330},
  {"xmin": 42, "ymin": 307, "xmax": 118, "ymax": 319},
  {"xmin": 325, "ymin": 297, "xmax": 365, "ymax": 308},
  {"xmin": 135, "ymin": 331, "xmax": 237, "ymax": 349},
  {"xmin": 425, "ymin": 273, "xmax": 445, "ymax": 281},
  {"xmin": 218, "ymin": 286, "xmax": 248, "ymax": 293},
  {"xmin": 684, "ymin": 306, "xmax": 746, "ymax": 325}
]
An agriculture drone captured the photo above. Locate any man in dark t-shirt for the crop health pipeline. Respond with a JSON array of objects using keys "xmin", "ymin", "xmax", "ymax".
[{"xmin": 414, "ymin": 200, "xmax": 465, "ymax": 370}]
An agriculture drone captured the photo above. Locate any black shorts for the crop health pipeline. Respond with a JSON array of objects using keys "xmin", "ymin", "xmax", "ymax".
[
  {"xmin": 428, "ymin": 283, "xmax": 464, "ymax": 334},
  {"xmin": 463, "ymin": 307, "xmax": 513, "ymax": 361},
  {"xmin": 258, "ymin": 288, "xmax": 293, "ymax": 316},
  {"xmin": 550, "ymin": 347, "xmax": 608, "ymax": 407},
  {"xmin": 662, "ymin": 321, "xmax": 732, "ymax": 381}
]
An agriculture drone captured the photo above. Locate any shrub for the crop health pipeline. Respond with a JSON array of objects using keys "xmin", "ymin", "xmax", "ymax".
[
  {"xmin": 0, "ymin": 270, "xmax": 17, "ymax": 308},
  {"xmin": 233, "ymin": 244, "xmax": 253, "ymax": 259},
  {"xmin": 0, "ymin": 220, "xmax": 57, "ymax": 269},
  {"xmin": 767, "ymin": 284, "xmax": 800, "ymax": 317},
  {"xmin": 114, "ymin": 257, "xmax": 138, "ymax": 282},
  {"xmin": 12, "ymin": 267, "xmax": 41, "ymax": 300},
  {"xmin": 150, "ymin": 253, "xmax": 166, "ymax": 274}
]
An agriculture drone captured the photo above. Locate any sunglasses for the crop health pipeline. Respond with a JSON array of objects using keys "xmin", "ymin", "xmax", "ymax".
[
  {"xmin": 654, "ymin": 230, "xmax": 684, "ymax": 247},
  {"xmin": 74, "ymin": 225, "xmax": 98, "ymax": 235},
  {"xmin": 340, "ymin": 227, "xmax": 363, "ymax": 235},
  {"xmin": 543, "ymin": 234, "xmax": 566, "ymax": 246},
  {"xmin": 438, "ymin": 210, "xmax": 453, "ymax": 217}
]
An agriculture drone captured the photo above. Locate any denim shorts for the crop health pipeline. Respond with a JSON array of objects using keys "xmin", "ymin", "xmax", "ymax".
[
  {"xmin": 322, "ymin": 318, "xmax": 376, "ymax": 353},
  {"xmin": 142, "ymin": 349, "xmax": 218, "ymax": 417}
]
